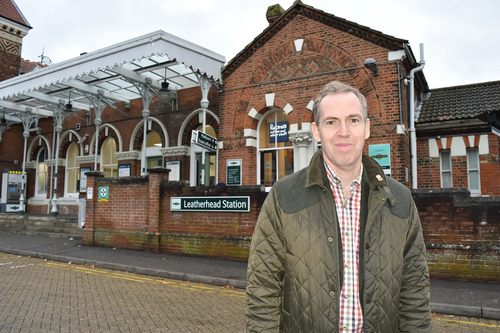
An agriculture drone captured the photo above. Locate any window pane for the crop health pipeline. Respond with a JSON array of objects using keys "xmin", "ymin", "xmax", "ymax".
[
  {"xmin": 37, "ymin": 148, "xmax": 47, "ymax": 195},
  {"xmin": 469, "ymin": 170, "xmax": 480, "ymax": 190},
  {"xmin": 442, "ymin": 172, "xmax": 452, "ymax": 188},
  {"xmin": 441, "ymin": 151, "xmax": 451, "ymax": 170},
  {"xmin": 277, "ymin": 148, "xmax": 294, "ymax": 180},
  {"xmin": 260, "ymin": 151, "xmax": 275, "ymax": 186},
  {"xmin": 467, "ymin": 149, "xmax": 479, "ymax": 169},
  {"xmin": 259, "ymin": 111, "xmax": 290, "ymax": 149},
  {"xmin": 67, "ymin": 169, "xmax": 77, "ymax": 193},
  {"xmin": 67, "ymin": 144, "xmax": 77, "ymax": 168},
  {"xmin": 37, "ymin": 172, "xmax": 47, "ymax": 194}
]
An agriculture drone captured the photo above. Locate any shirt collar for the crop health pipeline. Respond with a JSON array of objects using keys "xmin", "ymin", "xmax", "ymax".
[{"xmin": 324, "ymin": 162, "xmax": 363, "ymax": 188}]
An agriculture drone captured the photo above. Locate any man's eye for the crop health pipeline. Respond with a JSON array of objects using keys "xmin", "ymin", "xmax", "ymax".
[
  {"xmin": 350, "ymin": 118, "xmax": 360, "ymax": 123},
  {"xmin": 326, "ymin": 120, "xmax": 336, "ymax": 125}
]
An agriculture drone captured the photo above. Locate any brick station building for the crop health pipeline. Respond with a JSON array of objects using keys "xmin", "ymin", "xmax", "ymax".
[{"xmin": 1, "ymin": 0, "xmax": 499, "ymax": 280}]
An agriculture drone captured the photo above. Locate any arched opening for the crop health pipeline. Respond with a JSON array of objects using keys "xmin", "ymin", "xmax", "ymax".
[
  {"xmin": 101, "ymin": 138, "xmax": 118, "ymax": 177},
  {"xmin": 65, "ymin": 143, "xmax": 80, "ymax": 197},
  {"xmin": 257, "ymin": 109, "xmax": 294, "ymax": 186}
]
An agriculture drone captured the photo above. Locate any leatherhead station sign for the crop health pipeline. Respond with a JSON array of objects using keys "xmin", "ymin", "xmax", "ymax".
[{"xmin": 170, "ymin": 196, "xmax": 250, "ymax": 212}]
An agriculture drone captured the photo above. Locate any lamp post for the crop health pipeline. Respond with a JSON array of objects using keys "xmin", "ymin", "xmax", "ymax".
[
  {"xmin": 48, "ymin": 99, "xmax": 76, "ymax": 216},
  {"xmin": 194, "ymin": 73, "xmax": 213, "ymax": 186}
]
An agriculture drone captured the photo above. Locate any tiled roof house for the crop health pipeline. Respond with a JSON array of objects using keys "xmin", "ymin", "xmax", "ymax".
[
  {"xmin": 0, "ymin": 0, "xmax": 32, "ymax": 81},
  {"xmin": 416, "ymin": 80, "xmax": 500, "ymax": 194}
]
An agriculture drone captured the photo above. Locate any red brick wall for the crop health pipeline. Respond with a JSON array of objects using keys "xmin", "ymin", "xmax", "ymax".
[
  {"xmin": 414, "ymin": 189, "xmax": 500, "ymax": 282},
  {"xmin": 0, "ymin": 49, "xmax": 20, "ymax": 81},
  {"xmin": 220, "ymin": 11, "xmax": 413, "ymax": 187},
  {"xmin": 83, "ymin": 170, "xmax": 267, "ymax": 260}
]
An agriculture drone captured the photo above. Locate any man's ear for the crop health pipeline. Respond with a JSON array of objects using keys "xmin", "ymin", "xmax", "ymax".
[
  {"xmin": 312, "ymin": 122, "xmax": 321, "ymax": 143},
  {"xmin": 365, "ymin": 118, "xmax": 371, "ymax": 140}
]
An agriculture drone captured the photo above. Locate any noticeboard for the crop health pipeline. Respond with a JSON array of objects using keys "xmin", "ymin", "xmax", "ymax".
[
  {"xmin": 166, "ymin": 160, "xmax": 181, "ymax": 181},
  {"xmin": 369, "ymin": 144, "xmax": 391, "ymax": 177},
  {"xmin": 226, "ymin": 159, "xmax": 242, "ymax": 186}
]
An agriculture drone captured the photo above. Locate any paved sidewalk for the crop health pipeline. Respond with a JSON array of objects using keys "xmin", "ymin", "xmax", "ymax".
[{"xmin": 0, "ymin": 231, "xmax": 498, "ymax": 320}]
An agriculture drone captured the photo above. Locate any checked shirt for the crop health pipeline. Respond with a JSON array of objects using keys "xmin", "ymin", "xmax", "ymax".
[{"xmin": 325, "ymin": 162, "xmax": 364, "ymax": 333}]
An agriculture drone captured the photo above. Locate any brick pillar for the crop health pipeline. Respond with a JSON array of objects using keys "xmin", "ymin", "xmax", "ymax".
[
  {"xmin": 82, "ymin": 171, "xmax": 105, "ymax": 246},
  {"xmin": 145, "ymin": 168, "xmax": 170, "ymax": 252}
]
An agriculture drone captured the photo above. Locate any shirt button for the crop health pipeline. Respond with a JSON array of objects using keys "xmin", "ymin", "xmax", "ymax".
[
  {"xmin": 329, "ymin": 291, "xmax": 335, "ymax": 297},
  {"xmin": 327, "ymin": 237, "xmax": 333, "ymax": 242},
  {"xmin": 344, "ymin": 295, "xmax": 348, "ymax": 300},
  {"xmin": 344, "ymin": 263, "xmax": 349, "ymax": 268},
  {"xmin": 344, "ymin": 232, "xmax": 349, "ymax": 236},
  {"xmin": 343, "ymin": 327, "xmax": 347, "ymax": 331}
]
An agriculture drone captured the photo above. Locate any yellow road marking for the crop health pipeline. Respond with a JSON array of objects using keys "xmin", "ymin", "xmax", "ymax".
[
  {"xmin": 433, "ymin": 316, "xmax": 499, "ymax": 328},
  {"xmin": 39, "ymin": 261, "xmax": 246, "ymax": 298}
]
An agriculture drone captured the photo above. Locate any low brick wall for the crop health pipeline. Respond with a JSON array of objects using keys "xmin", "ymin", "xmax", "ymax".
[
  {"xmin": 83, "ymin": 169, "xmax": 266, "ymax": 261},
  {"xmin": 413, "ymin": 188, "xmax": 500, "ymax": 282}
]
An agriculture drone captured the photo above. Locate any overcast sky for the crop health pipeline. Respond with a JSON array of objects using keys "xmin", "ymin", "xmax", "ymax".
[{"xmin": 14, "ymin": 0, "xmax": 500, "ymax": 89}]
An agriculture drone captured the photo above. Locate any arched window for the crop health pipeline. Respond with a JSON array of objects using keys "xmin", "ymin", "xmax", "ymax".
[
  {"xmin": 101, "ymin": 138, "xmax": 118, "ymax": 177},
  {"xmin": 146, "ymin": 131, "xmax": 163, "ymax": 168},
  {"xmin": 35, "ymin": 148, "xmax": 48, "ymax": 196},
  {"xmin": 257, "ymin": 109, "xmax": 294, "ymax": 186},
  {"xmin": 191, "ymin": 125, "xmax": 217, "ymax": 186},
  {"xmin": 65, "ymin": 143, "xmax": 80, "ymax": 197}
]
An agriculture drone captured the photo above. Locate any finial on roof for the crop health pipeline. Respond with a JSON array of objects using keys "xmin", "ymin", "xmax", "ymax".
[{"xmin": 266, "ymin": 4, "xmax": 285, "ymax": 25}]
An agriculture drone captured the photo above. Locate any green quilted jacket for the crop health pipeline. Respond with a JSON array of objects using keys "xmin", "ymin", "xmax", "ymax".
[{"xmin": 245, "ymin": 150, "xmax": 431, "ymax": 332}]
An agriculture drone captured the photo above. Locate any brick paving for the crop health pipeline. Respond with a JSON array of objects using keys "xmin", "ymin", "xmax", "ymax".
[
  {"xmin": 0, "ymin": 253, "xmax": 245, "ymax": 332},
  {"xmin": 0, "ymin": 253, "xmax": 499, "ymax": 332}
]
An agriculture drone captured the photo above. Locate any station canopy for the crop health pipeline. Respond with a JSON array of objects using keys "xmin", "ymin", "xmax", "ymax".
[{"xmin": 0, "ymin": 30, "xmax": 226, "ymax": 120}]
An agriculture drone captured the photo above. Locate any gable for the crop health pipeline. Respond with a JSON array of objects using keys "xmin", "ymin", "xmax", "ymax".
[
  {"xmin": 0, "ymin": 0, "xmax": 31, "ymax": 28},
  {"xmin": 223, "ymin": 1, "xmax": 407, "ymax": 79}
]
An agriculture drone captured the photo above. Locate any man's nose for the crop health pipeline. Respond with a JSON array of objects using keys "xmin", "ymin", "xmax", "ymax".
[{"xmin": 338, "ymin": 121, "xmax": 350, "ymax": 136}]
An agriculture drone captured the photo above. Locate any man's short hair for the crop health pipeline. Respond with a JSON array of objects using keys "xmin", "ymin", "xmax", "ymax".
[{"xmin": 312, "ymin": 81, "xmax": 368, "ymax": 124}]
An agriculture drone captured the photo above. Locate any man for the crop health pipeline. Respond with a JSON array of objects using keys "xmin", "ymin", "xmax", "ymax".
[{"xmin": 245, "ymin": 81, "xmax": 431, "ymax": 332}]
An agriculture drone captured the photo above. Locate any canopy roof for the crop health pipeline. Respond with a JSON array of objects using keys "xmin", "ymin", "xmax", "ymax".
[{"xmin": 0, "ymin": 30, "xmax": 226, "ymax": 119}]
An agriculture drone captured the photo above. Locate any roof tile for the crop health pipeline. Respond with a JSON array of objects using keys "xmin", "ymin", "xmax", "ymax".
[{"xmin": 417, "ymin": 81, "xmax": 500, "ymax": 124}]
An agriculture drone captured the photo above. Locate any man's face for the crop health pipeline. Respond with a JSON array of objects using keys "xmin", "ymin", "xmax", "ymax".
[{"xmin": 312, "ymin": 92, "xmax": 370, "ymax": 174}]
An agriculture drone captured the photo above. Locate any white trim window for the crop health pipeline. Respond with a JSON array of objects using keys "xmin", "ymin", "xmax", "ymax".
[
  {"xmin": 65, "ymin": 143, "xmax": 80, "ymax": 197},
  {"xmin": 101, "ymin": 138, "xmax": 118, "ymax": 177},
  {"xmin": 466, "ymin": 148, "xmax": 481, "ymax": 196},
  {"xmin": 35, "ymin": 148, "xmax": 48, "ymax": 196},
  {"xmin": 439, "ymin": 150, "xmax": 452, "ymax": 188},
  {"xmin": 257, "ymin": 109, "xmax": 294, "ymax": 186}
]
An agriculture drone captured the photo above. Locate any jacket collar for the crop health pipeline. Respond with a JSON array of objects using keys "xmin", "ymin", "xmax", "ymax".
[{"xmin": 305, "ymin": 149, "xmax": 396, "ymax": 206}]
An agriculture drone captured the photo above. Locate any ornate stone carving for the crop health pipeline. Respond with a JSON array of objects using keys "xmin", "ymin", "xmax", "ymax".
[
  {"xmin": 289, "ymin": 130, "xmax": 314, "ymax": 147},
  {"xmin": 76, "ymin": 155, "xmax": 97, "ymax": 164},
  {"xmin": 24, "ymin": 161, "xmax": 36, "ymax": 169},
  {"xmin": 45, "ymin": 159, "xmax": 65, "ymax": 167},
  {"xmin": 115, "ymin": 151, "xmax": 141, "ymax": 161},
  {"xmin": 160, "ymin": 146, "xmax": 190, "ymax": 156}
]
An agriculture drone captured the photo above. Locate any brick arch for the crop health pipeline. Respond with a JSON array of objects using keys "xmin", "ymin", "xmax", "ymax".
[
  {"xmin": 27, "ymin": 135, "xmax": 51, "ymax": 162},
  {"xmin": 246, "ymin": 96, "xmax": 298, "ymax": 132},
  {"xmin": 238, "ymin": 37, "xmax": 381, "ymax": 133},
  {"xmin": 130, "ymin": 118, "xmax": 169, "ymax": 151},
  {"xmin": 178, "ymin": 108, "xmax": 220, "ymax": 146},
  {"xmin": 89, "ymin": 124, "xmax": 123, "ymax": 155},
  {"xmin": 58, "ymin": 130, "xmax": 82, "ymax": 159}
]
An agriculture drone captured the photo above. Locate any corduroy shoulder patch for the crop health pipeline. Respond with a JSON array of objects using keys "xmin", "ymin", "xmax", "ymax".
[{"xmin": 274, "ymin": 168, "xmax": 319, "ymax": 214}]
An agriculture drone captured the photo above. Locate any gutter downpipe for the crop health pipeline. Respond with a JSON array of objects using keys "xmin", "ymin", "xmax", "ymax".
[{"xmin": 409, "ymin": 43, "xmax": 425, "ymax": 189}]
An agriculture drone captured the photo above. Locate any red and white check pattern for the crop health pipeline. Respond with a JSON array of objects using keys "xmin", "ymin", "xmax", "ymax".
[{"xmin": 325, "ymin": 162, "xmax": 363, "ymax": 333}]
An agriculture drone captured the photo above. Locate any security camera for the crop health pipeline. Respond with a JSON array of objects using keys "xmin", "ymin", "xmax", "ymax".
[{"xmin": 78, "ymin": 133, "xmax": 89, "ymax": 144}]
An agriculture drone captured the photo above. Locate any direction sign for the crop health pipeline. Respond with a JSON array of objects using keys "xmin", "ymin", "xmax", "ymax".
[{"xmin": 191, "ymin": 130, "xmax": 218, "ymax": 151}]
